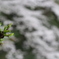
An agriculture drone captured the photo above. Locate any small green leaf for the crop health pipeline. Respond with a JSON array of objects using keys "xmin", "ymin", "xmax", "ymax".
[
  {"xmin": 9, "ymin": 33, "xmax": 14, "ymax": 36},
  {"xmin": 0, "ymin": 39, "xmax": 4, "ymax": 44},
  {"xmin": 4, "ymin": 23, "xmax": 12, "ymax": 30},
  {"xmin": 6, "ymin": 23, "xmax": 12, "ymax": 30},
  {"xmin": 4, "ymin": 33, "xmax": 14, "ymax": 37},
  {"xmin": 0, "ymin": 39, "xmax": 4, "ymax": 41},
  {"xmin": 4, "ymin": 30, "xmax": 10, "ymax": 33},
  {"xmin": 4, "ymin": 26, "xmax": 8, "ymax": 30}
]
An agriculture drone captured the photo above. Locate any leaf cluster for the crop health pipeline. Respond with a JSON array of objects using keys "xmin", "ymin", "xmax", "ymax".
[{"xmin": 0, "ymin": 23, "xmax": 14, "ymax": 44}]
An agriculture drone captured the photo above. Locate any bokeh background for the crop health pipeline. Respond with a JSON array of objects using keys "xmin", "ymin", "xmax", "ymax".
[{"xmin": 0, "ymin": 0, "xmax": 59, "ymax": 59}]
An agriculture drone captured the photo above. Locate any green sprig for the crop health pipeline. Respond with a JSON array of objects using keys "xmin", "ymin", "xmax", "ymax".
[{"xmin": 0, "ymin": 23, "xmax": 14, "ymax": 44}]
